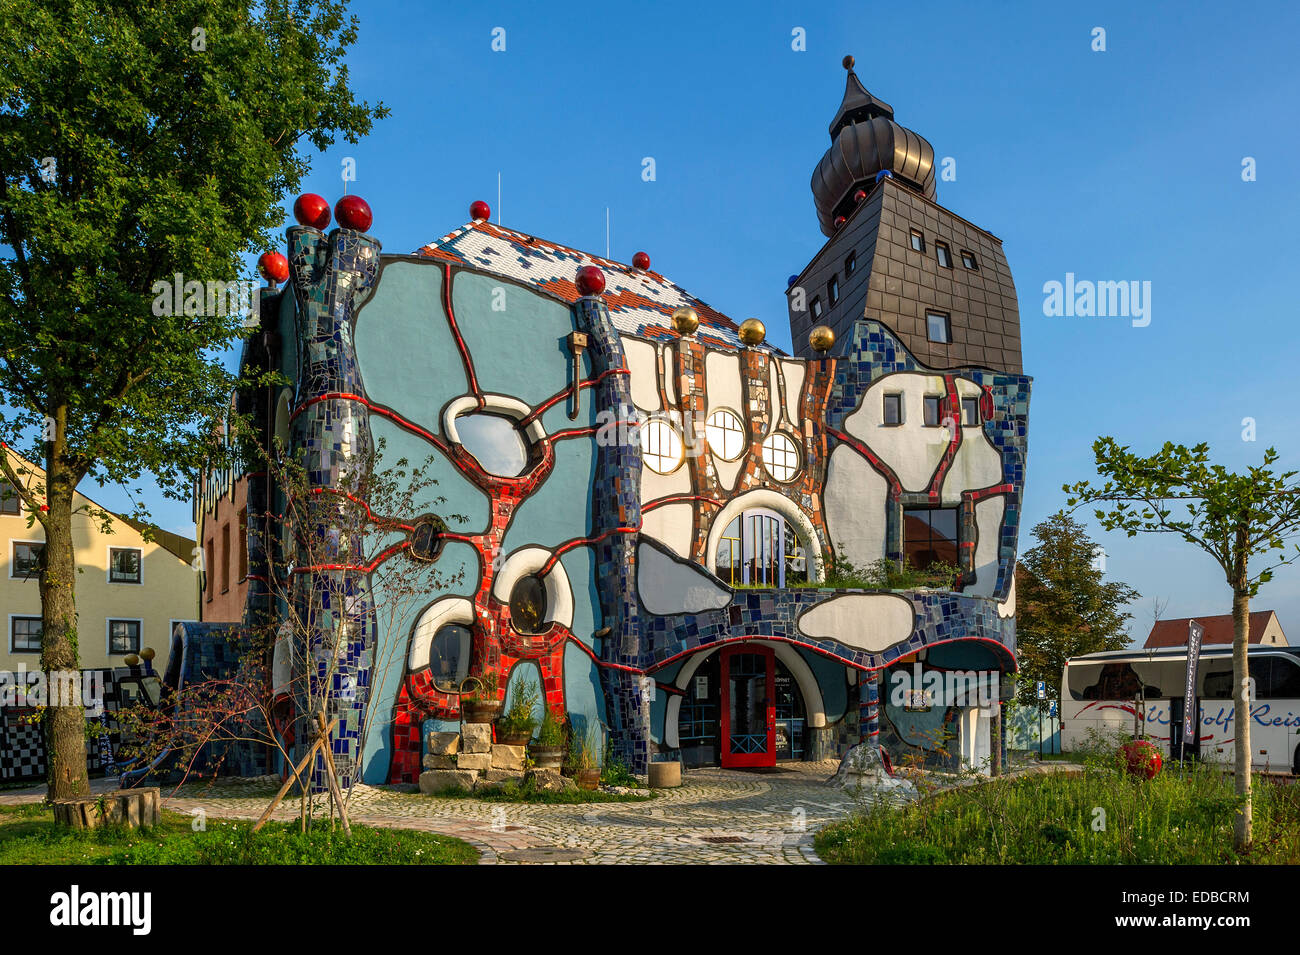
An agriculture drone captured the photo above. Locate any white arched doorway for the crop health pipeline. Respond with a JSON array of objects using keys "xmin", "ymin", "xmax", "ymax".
[{"xmin": 663, "ymin": 640, "xmax": 829, "ymax": 767}]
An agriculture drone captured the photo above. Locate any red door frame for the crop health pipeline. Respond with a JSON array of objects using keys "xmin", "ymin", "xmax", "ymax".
[{"xmin": 719, "ymin": 644, "xmax": 776, "ymax": 768}]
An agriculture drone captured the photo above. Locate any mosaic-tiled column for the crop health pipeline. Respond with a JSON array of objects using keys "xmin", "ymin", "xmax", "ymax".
[
  {"xmin": 286, "ymin": 224, "xmax": 382, "ymax": 791},
  {"xmin": 859, "ymin": 669, "xmax": 880, "ymax": 751},
  {"xmin": 573, "ymin": 295, "xmax": 650, "ymax": 773},
  {"xmin": 242, "ymin": 288, "xmax": 279, "ymax": 637}
]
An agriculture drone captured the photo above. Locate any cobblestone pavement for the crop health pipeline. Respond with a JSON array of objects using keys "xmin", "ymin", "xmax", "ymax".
[{"xmin": 3, "ymin": 761, "xmax": 880, "ymax": 864}]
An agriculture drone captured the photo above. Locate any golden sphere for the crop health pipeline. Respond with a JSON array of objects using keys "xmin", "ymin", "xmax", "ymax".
[
  {"xmin": 140, "ymin": 647, "xmax": 156, "ymax": 662},
  {"xmin": 123, "ymin": 654, "xmax": 140, "ymax": 666},
  {"xmin": 809, "ymin": 325, "xmax": 836, "ymax": 353},
  {"xmin": 671, "ymin": 306, "xmax": 699, "ymax": 335},
  {"xmin": 738, "ymin": 318, "xmax": 766, "ymax": 345}
]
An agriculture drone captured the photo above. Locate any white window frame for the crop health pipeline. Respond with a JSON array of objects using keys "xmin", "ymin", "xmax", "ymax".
[
  {"xmin": 9, "ymin": 538, "xmax": 44, "ymax": 580},
  {"xmin": 106, "ymin": 617, "xmax": 144, "ymax": 656},
  {"xmin": 760, "ymin": 431, "xmax": 801, "ymax": 483},
  {"xmin": 705, "ymin": 408, "xmax": 747, "ymax": 462},
  {"xmin": 8, "ymin": 613, "xmax": 43, "ymax": 654},
  {"xmin": 106, "ymin": 545, "xmax": 144, "ymax": 585},
  {"xmin": 641, "ymin": 416, "xmax": 685, "ymax": 475}
]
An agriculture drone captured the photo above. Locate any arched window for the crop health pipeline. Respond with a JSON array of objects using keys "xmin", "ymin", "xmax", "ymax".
[{"xmin": 715, "ymin": 508, "xmax": 809, "ymax": 588}]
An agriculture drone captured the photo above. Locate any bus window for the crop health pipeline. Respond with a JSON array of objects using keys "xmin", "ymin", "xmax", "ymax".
[
  {"xmin": 1254, "ymin": 656, "xmax": 1300, "ymax": 699},
  {"xmin": 1200, "ymin": 664, "xmax": 1234, "ymax": 700},
  {"xmin": 1066, "ymin": 664, "xmax": 1103, "ymax": 700}
]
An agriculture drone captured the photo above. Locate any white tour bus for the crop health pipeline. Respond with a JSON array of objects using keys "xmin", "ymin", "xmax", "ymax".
[{"xmin": 1061, "ymin": 645, "xmax": 1300, "ymax": 774}]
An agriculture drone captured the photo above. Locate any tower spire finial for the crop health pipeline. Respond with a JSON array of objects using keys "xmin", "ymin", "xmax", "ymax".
[{"xmin": 842, "ymin": 54, "xmax": 855, "ymax": 71}]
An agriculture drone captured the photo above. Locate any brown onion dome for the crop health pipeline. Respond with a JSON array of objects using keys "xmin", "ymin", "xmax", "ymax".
[{"xmin": 811, "ymin": 58, "xmax": 937, "ymax": 237}]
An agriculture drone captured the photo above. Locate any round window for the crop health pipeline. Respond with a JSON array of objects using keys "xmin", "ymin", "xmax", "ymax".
[
  {"xmin": 509, "ymin": 574, "xmax": 548, "ymax": 634},
  {"xmin": 761, "ymin": 432, "xmax": 800, "ymax": 482},
  {"xmin": 455, "ymin": 412, "xmax": 530, "ymax": 477},
  {"xmin": 641, "ymin": 418, "xmax": 684, "ymax": 474},
  {"xmin": 706, "ymin": 409, "xmax": 745, "ymax": 461}
]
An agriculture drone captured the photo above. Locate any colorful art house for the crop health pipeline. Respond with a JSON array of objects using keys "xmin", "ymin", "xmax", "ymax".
[{"xmin": 226, "ymin": 60, "xmax": 1030, "ymax": 787}]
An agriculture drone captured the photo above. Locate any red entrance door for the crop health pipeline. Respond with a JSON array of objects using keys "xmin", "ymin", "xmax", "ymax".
[{"xmin": 720, "ymin": 645, "xmax": 776, "ymax": 768}]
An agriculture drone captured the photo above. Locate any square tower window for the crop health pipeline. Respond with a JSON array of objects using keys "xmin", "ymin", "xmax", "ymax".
[
  {"xmin": 923, "ymin": 396, "xmax": 943, "ymax": 427},
  {"xmin": 811, "ymin": 297, "xmax": 823, "ymax": 319},
  {"xmin": 844, "ymin": 251, "xmax": 857, "ymax": 276},
  {"xmin": 961, "ymin": 396, "xmax": 980, "ymax": 427},
  {"xmin": 961, "ymin": 250, "xmax": 978, "ymax": 270},
  {"xmin": 827, "ymin": 275, "xmax": 839, "ymax": 305},
  {"xmin": 935, "ymin": 242, "xmax": 952, "ymax": 269},
  {"xmin": 909, "ymin": 229, "xmax": 925, "ymax": 253}
]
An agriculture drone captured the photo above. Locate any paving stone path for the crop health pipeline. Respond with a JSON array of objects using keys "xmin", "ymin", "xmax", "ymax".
[{"xmin": 3, "ymin": 761, "xmax": 883, "ymax": 864}]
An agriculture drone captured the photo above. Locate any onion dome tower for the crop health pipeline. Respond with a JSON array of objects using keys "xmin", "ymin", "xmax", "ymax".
[{"xmin": 810, "ymin": 55, "xmax": 937, "ymax": 237}]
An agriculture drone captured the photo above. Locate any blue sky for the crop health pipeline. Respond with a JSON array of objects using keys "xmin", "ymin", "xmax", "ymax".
[{"xmin": 92, "ymin": 1, "xmax": 1300, "ymax": 641}]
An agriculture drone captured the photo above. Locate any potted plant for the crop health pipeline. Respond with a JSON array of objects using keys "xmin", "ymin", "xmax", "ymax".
[
  {"xmin": 495, "ymin": 678, "xmax": 540, "ymax": 745},
  {"xmin": 529, "ymin": 706, "xmax": 567, "ymax": 769},
  {"xmin": 571, "ymin": 723, "xmax": 602, "ymax": 790},
  {"xmin": 461, "ymin": 672, "xmax": 501, "ymax": 724}
]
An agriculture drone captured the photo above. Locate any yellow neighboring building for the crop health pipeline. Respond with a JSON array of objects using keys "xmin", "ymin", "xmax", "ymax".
[{"xmin": 0, "ymin": 451, "xmax": 199, "ymax": 673}]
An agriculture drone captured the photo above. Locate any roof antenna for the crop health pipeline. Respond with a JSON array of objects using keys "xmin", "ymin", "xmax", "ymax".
[
  {"xmin": 606, "ymin": 207, "xmax": 610, "ymax": 259},
  {"xmin": 497, "ymin": 172, "xmax": 501, "ymax": 224}
]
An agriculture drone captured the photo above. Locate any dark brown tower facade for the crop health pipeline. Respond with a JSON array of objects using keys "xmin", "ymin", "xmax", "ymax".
[{"xmin": 788, "ymin": 59, "xmax": 1022, "ymax": 373}]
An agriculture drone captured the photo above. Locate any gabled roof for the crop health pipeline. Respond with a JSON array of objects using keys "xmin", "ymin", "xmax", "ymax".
[
  {"xmin": 415, "ymin": 220, "xmax": 759, "ymax": 351},
  {"xmin": 1143, "ymin": 611, "xmax": 1282, "ymax": 648}
]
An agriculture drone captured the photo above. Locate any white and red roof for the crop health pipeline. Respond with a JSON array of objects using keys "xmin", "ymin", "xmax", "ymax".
[{"xmin": 415, "ymin": 220, "xmax": 753, "ymax": 350}]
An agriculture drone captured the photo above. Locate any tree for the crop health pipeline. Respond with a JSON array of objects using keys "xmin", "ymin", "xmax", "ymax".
[
  {"xmin": 1065, "ymin": 439, "xmax": 1300, "ymax": 852},
  {"xmin": 118, "ymin": 433, "xmax": 463, "ymax": 833},
  {"xmin": 0, "ymin": 1, "xmax": 386, "ymax": 800},
  {"xmin": 1014, "ymin": 511, "xmax": 1139, "ymax": 707}
]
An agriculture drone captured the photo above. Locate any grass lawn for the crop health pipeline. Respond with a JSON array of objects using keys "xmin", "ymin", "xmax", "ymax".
[
  {"xmin": 815, "ymin": 763, "xmax": 1300, "ymax": 864},
  {"xmin": 0, "ymin": 803, "xmax": 478, "ymax": 865}
]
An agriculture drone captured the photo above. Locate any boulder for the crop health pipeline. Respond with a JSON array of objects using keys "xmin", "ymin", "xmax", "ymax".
[
  {"xmin": 422, "ymin": 754, "xmax": 458, "ymax": 770},
  {"xmin": 419, "ymin": 769, "xmax": 478, "ymax": 794},
  {"xmin": 461, "ymin": 722, "xmax": 492, "ymax": 754},
  {"xmin": 456, "ymin": 752, "xmax": 492, "ymax": 771},
  {"xmin": 526, "ymin": 769, "xmax": 576, "ymax": 793},
  {"xmin": 491, "ymin": 743, "xmax": 526, "ymax": 771},
  {"xmin": 427, "ymin": 731, "xmax": 460, "ymax": 756},
  {"xmin": 832, "ymin": 742, "xmax": 916, "ymax": 795},
  {"xmin": 483, "ymin": 768, "xmax": 524, "ymax": 784}
]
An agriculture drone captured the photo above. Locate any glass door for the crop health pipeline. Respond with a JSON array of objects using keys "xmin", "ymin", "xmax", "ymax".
[{"xmin": 720, "ymin": 645, "xmax": 776, "ymax": 768}]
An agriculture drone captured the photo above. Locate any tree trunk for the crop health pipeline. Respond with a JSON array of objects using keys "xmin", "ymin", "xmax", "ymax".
[
  {"xmin": 1230, "ymin": 567, "xmax": 1252, "ymax": 851},
  {"xmin": 42, "ymin": 416, "xmax": 90, "ymax": 802}
]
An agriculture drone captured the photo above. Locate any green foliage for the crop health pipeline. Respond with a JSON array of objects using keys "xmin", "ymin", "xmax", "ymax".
[
  {"xmin": 0, "ymin": 0, "xmax": 387, "ymax": 500},
  {"xmin": 816, "ymin": 763, "xmax": 1300, "ymax": 864},
  {"xmin": 498, "ymin": 678, "xmax": 540, "ymax": 738},
  {"xmin": 600, "ymin": 756, "xmax": 638, "ymax": 788},
  {"xmin": 817, "ymin": 554, "xmax": 962, "ymax": 591},
  {"xmin": 0, "ymin": 805, "xmax": 475, "ymax": 865},
  {"xmin": 1065, "ymin": 439, "xmax": 1300, "ymax": 597},
  {"xmin": 534, "ymin": 706, "xmax": 566, "ymax": 749},
  {"xmin": 1014, "ymin": 511, "xmax": 1140, "ymax": 705},
  {"xmin": 569, "ymin": 722, "xmax": 602, "ymax": 771}
]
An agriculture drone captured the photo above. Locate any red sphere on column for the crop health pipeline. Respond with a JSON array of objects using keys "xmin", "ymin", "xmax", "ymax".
[
  {"xmin": 293, "ymin": 193, "xmax": 331, "ymax": 230},
  {"xmin": 470, "ymin": 199, "xmax": 491, "ymax": 221},
  {"xmin": 334, "ymin": 195, "xmax": 373, "ymax": 232},
  {"xmin": 853, "ymin": 188, "xmax": 868, "ymax": 203},
  {"xmin": 632, "ymin": 251, "xmax": 651, "ymax": 271},
  {"xmin": 575, "ymin": 265, "xmax": 606, "ymax": 296},
  {"xmin": 833, "ymin": 215, "xmax": 847, "ymax": 229},
  {"xmin": 258, "ymin": 251, "xmax": 290, "ymax": 284}
]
